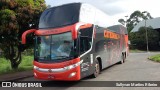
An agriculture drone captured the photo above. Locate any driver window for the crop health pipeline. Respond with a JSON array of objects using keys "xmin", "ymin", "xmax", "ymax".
[
  {"xmin": 79, "ymin": 26, "xmax": 93, "ymax": 55},
  {"xmin": 80, "ymin": 37, "xmax": 91, "ymax": 54}
]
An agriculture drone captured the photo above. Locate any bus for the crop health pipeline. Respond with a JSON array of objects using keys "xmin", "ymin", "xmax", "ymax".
[{"xmin": 22, "ymin": 3, "xmax": 129, "ymax": 81}]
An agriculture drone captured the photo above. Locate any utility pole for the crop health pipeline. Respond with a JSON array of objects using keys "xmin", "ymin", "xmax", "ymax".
[{"xmin": 142, "ymin": 11, "xmax": 149, "ymax": 53}]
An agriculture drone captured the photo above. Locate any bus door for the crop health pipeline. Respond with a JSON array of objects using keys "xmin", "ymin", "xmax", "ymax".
[{"xmin": 77, "ymin": 26, "xmax": 94, "ymax": 78}]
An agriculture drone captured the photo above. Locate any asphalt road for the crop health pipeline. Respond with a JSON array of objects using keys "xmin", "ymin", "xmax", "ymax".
[{"xmin": 1, "ymin": 52, "xmax": 160, "ymax": 90}]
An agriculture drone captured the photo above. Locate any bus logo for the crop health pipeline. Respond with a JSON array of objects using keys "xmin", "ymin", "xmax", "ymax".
[
  {"xmin": 104, "ymin": 30, "xmax": 120, "ymax": 39},
  {"xmin": 48, "ymin": 69, "xmax": 52, "ymax": 73}
]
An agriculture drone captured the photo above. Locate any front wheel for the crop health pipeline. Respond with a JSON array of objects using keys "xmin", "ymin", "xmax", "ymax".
[
  {"xmin": 119, "ymin": 53, "xmax": 125, "ymax": 64},
  {"xmin": 92, "ymin": 60, "xmax": 100, "ymax": 78}
]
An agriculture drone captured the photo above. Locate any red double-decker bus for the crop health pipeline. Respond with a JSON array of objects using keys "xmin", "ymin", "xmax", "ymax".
[{"xmin": 22, "ymin": 3, "xmax": 129, "ymax": 81}]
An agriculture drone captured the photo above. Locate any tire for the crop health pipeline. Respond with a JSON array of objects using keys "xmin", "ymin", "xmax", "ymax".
[
  {"xmin": 92, "ymin": 60, "xmax": 100, "ymax": 78},
  {"xmin": 119, "ymin": 53, "xmax": 125, "ymax": 64},
  {"xmin": 124, "ymin": 53, "xmax": 126, "ymax": 62}
]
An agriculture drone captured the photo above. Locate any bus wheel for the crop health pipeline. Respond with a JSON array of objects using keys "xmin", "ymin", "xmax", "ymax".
[
  {"xmin": 119, "ymin": 53, "xmax": 125, "ymax": 64},
  {"xmin": 92, "ymin": 60, "xmax": 100, "ymax": 78}
]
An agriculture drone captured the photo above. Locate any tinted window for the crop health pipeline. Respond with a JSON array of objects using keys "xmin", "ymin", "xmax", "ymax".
[
  {"xmin": 39, "ymin": 3, "xmax": 81, "ymax": 29},
  {"xmin": 79, "ymin": 37, "xmax": 92, "ymax": 54},
  {"xmin": 79, "ymin": 26, "xmax": 93, "ymax": 54}
]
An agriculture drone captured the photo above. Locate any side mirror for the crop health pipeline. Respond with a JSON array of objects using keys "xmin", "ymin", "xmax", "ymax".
[{"xmin": 22, "ymin": 29, "xmax": 36, "ymax": 44}]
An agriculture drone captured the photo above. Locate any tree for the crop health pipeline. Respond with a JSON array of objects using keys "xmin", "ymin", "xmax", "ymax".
[
  {"xmin": 0, "ymin": 0, "xmax": 46, "ymax": 69},
  {"xmin": 118, "ymin": 19, "xmax": 125, "ymax": 25},
  {"xmin": 118, "ymin": 10, "xmax": 153, "ymax": 33},
  {"xmin": 130, "ymin": 27, "xmax": 160, "ymax": 50}
]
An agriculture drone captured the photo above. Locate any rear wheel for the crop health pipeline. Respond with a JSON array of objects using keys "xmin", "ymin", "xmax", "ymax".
[{"xmin": 92, "ymin": 60, "xmax": 100, "ymax": 78}]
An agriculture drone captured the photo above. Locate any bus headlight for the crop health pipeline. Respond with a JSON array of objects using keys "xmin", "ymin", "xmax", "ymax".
[
  {"xmin": 34, "ymin": 66, "xmax": 39, "ymax": 70},
  {"xmin": 68, "ymin": 72, "xmax": 76, "ymax": 78}
]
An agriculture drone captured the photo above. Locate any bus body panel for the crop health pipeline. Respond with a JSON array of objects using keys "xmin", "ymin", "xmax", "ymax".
[
  {"xmin": 93, "ymin": 25, "xmax": 127, "ymax": 69},
  {"xmin": 22, "ymin": 3, "xmax": 129, "ymax": 81},
  {"xmin": 33, "ymin": 58, "xmax": 81, "ymax": 81}
]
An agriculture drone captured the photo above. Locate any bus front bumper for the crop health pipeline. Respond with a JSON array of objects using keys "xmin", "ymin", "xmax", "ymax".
[{"xmin": 33, "ymin": 66, "xmax": 81, "ymax": 81}]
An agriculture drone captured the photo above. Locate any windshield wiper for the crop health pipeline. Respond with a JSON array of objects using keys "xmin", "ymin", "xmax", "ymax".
[
  {"xmin": 52, "ymin": 56, "xmax": 69, "ymax": 59},
  {"xmin": 56, "ymin": 56, "xmax": 69, "ymax": 58}
]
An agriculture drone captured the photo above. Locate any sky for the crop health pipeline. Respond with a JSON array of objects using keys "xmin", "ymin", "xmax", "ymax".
[{"xmin": 45, "ymin": 0, "xmax": 160, "ymax": 25}]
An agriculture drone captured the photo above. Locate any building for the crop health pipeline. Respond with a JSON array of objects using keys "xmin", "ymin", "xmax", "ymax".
[
  {"xmin": 131, "ymin": 17, "xmax": 160, "ymax": 50},
  {"xmin": 132, "ymin": 17, "xmax": 160, "ymax": 32}
]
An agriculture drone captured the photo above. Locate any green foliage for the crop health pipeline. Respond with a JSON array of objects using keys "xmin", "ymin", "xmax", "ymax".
[
  {"xmin": 149, "ymin": 54, "xmax": 160, "ymax": 62},
  {"xmin": 130, "ymin": 27, "xmax": 160, "ymax": 50},
  {"xmin": 0, "ymin": 58, "xmax": 11, "ymax": 74},
  {"xmin": 16, "ymin": 0, "xmax": 34, "ymax": 7},
  {"xmin": 19, "ymin": 55, "xmax": 33, "ymax": 68},
  {"xmin": 118, "ymin": 19, "xmax": 125, "ymax": 25},
  {"xmin": 129, "ymin": 49, "xmax": 145, "ymax": 53},
  {"xmin": 22, "ymin": 49, "xmax": 34, "ymax": 56},
  {"xmin": 0, "ymin": 55, "xmax": 33, "ymax": 75},
  {"xmin": 118, "ymin": 10, "xmax": 157, "ymax": 50},
  {"xmin": 118, "ymin": 10, "xmax": 153, "ymax": 33},
  {"xmin": 0, "ymin": 0, "xmax": 46, "ymax": 69},
  {"xmin": 0, "ymin": 9, "xmax": 18, "ymax": 33},
  {"xmin": 127, "ymin": 10, "xmax": 153, "ymax": 32}
]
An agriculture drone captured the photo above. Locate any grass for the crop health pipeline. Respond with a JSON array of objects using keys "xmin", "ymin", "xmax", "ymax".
[
  {"xmin": 0, "ymin": 55, "xmax": 33, "ymax": 75},
  {"xmin": 129, "ymin": 49, "xmax": 146, "ymax": 53},
  {"xmin": 148, "ymin": 54, "xmax": 160, "ymax": 63}
]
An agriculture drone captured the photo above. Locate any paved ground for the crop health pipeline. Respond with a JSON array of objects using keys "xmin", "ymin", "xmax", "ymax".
[
  {"xmin": 0, "ymin": 71, "xmax": 32, "ymax": 81},
  {"xmin": 1, "ymin": 52, "xmax": 160, "ymax": 90}
]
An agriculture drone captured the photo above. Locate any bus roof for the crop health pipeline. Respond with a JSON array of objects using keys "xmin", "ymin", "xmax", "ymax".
[
  {"xmin": 39, "ymin": 3, "xmax": 114, "ymax": 29},
  {"xmin": 107, "ymin": 25, "xmax": 128, "ymax": 34}
]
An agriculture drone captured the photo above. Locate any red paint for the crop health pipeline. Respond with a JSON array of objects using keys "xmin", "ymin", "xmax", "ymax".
[
  {"xmin": 21, "ymin": 29, "xmax": 36, "ymax": 44},
  {"xmin": 79, "ymin": 23, "xmax": 92, "ymax": 29},
  {"xmin": 34, "ymin": 58, "xmax": 80, "ymax": 68},
  {"xmin": 22, "ymin": 22, "xmax": 93, "ymax": 80},
  {"xmin": 33, "ymin": 58, "xmax": 81, "ymax": 81},
  {"xmin": 22, "ymin": 23, "xmax": 91, "ymax": 42},
  {"xmin": 34, "ymin": 23, "xmax": 92, "ymax": 40},
  {"xmin": 35, "ymin": 24, "xmax": 77, "ymax": 40},
  {"xmin": 34, "ymin": 66, "xmax": 81, "ymax": 81}
]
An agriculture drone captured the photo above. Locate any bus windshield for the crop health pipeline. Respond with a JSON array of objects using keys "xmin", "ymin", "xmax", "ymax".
[
  {"xmin": 35, "ymin": 32, "xmax": 75, "ymax": 62},
  {"xmin": 39, "ymin": 3, "xmax": 80, "ymax": 29}
]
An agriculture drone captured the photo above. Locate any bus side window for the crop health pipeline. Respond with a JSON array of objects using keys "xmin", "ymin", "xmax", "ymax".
[
  {"xmin": 79, "ymin": 26, "xmax": 93, "ymax": 55},
  {"xmin": 80, "ymin": 37, "xmax": 91, "ymax": 54}
]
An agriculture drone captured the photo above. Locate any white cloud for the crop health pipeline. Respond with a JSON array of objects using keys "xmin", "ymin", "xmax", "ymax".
[{"xmin": 45, "ymin": 0, "xmax": 127, "ymax": 15}]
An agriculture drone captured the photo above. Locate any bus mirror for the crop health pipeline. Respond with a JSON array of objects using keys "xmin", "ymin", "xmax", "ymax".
[{"xmin": 22, "ymin": 29, "xmax": 36, "ymax": 44}]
